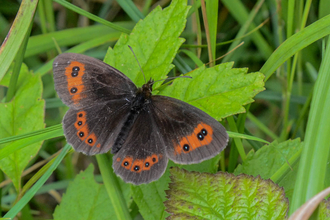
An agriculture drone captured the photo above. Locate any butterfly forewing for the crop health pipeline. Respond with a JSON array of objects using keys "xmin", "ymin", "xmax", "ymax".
[
  {"xmin": 53, "ymin": 53, "xmax": 137, "ymax": 155},
  {"xmin": 53, "ymin": 53, "xmax": 137, "ymax": 109}
]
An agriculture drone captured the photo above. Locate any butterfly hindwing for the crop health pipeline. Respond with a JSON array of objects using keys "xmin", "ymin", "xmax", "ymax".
[
  {"xmin": 53, "ymin": 53, "xmax": 137, "ymax": 109},
  {"xmin": 63, "ymin": 100, "xmax": 132, "ymax": 155},
  {"xmin": 112, "ymin": 109, "xmax": 168, "ymax": 185},
  {"xmin": 150, "ymin": 96, "xmax": 228, "ymax": 164}
]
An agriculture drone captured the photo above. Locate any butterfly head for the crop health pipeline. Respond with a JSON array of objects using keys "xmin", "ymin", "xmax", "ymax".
[{"xmin": 140, "ymin": 78, "xmax": 154, "ymax": 98}]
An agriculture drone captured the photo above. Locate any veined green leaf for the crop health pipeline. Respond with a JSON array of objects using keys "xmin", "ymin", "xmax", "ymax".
[
  {"xmin": 53, "ymin": 164, "xmax": 131, "ymax": 220},
  {"xmin": 0, "ymin": 64, "xmax": 45, "ymax": 191},
  {"xmin": 165, "ymin": 167, "xmax": 289, "ymax": 219},
  {"xmin": 104, "ymin": 0, "xmax": 190, "ymax": 88},
  {"xmin": 159, "ymin": 63, "xmax": 265, "ymax": 120},
  {"xmin": 234, "ymin": 139, "xmax": 303, "ymax": 202}
]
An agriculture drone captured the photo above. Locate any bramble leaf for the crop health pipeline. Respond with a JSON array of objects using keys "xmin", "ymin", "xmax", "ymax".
[{"xmin": 165, "ymin": 167, "xmax": 289, "ymax": 220}]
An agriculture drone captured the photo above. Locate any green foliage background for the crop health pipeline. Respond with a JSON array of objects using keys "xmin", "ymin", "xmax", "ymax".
[{"xmin": 0, "ymin": 0, "xmax": 330, "ymax": 219}]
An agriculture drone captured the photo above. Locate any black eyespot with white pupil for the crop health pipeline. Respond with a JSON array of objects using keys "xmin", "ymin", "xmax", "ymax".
[
  {"xmin": 183, "ymin": 144, "xmax": 190, "ymax": 151},
  {"xmin": 201, "ymin": 129, "xmax": 207, "ymax": 136},
  {"xmin": 71, "ymin": 72, "xmax": 78, "ymax": 77},
  {"xmin": 124, "ymin": 161, "xmax": 129, "ymax": 166},
  {"xmin": 197, "ymin": 133, "xmax": 204, "ymax": 140},
  {"xmin": 134, "ymin": 166, "xmax": 140, "ymax": 171},
  {"xmin": 88, "ymin": 138, "xmax": 93, "ymax": 143},
  {"xmin": 72, "ymin": 66, "xmax": 80, "ymax": 71},
  {"xmin": 79, "ymin": 132, "xmax": 84, "ymax": 137},
  {"xmin": 70, "ymin": 87, "xmax": 77, "ymax": 93},
  {"xmin": 71, "ymin": 67, "xmax": 79, "ymax": 77},
  {"xmin": 77, "ymin": 121, "xmax": 82, "ymax": 126},
  {"xmin": 145, "ymin": 162, "xmax": 150, "ymax": 167}
]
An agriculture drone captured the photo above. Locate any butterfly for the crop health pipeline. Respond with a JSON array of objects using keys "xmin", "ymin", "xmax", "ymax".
[{"xmin": 53, "ymin": 53, "xmax": 229, "ymax": 185}]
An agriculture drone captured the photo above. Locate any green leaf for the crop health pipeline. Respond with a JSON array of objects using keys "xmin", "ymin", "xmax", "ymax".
[
  {"xmin": 0, "ymin": 125, "xmax": 63, "ymax": 161},
  {"xmin": 26, "ymin": 23, "xmax": 134, "ymax": 58},
  {"xmin": 53, "ymin": 164, "xmax": 131, "ymax": 220},
  {"xmin": 0, "ymin": 0, "xmax": 38, "ymax": 81},
  {"xmin": 205, "ymin": 0, "xmax": 218, "ymax": 64},
  {"xmin": 104, "ymin": 0, "xmax": 190, "ymax": 88},
  {"xmin": 0, "ymin": 64, "xmax": 45, "ymax": 191},
  {"xmin": 130, "ymin": 157, "xmax": 221, "ymax": 220},
  {"xmin": 96, "ymin": 154, "xmax": 132, "ymax": 220},
  {"xmin": 159, "ymin": 63, "xmax": 265, "ymax": 120},
  {"xmin": 290, "ymin": 34, "xmax": 330, "ymax": 214},
  {"xmin": 53, "ymin": 0, "xmax": 131, "ymax": 34},
  {"xmin": 4, "ymin": 144, "xmax": 71, "ymax": 219},
  {"xmin": 131, "ymin": 169, "xmax": 171, "ymax": 220},
  {"xmin": 234, "ymin": 139, "xmax": 303, "ymax": 202},
  {"xmin": 261, "ymin": 13, "xmax": 330, "ymax": 81},
  {"xmin": 179, "ymin": 154, "xmax": 220, "ymax": 173},
  {"xmin": 165, "ymin": 167, "xmax": 289, "ymax": 219},
  {"xmin": 234, "ymin": 139, "xmax": 302, "ymax": 178}
]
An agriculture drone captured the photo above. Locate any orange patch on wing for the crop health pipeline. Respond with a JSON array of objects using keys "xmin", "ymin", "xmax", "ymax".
[
  {"xmin": 71, "ymin": 92, "xmax": 86, "ymax": 104},
  {"xmin": 96, "ymin": 143, "xmax": 101, "ymax": 148},
  {"xmin": 75, "ymin": 111, "xmax": 90, "ymax": 142},
  {"xmin": 68, "ymin": 84, "xmax": 85, "ymax": 95},
  {"xmin": 131, "ymin": 159, "xmax": 144, "ymax": 173},
  {"xmin": 121, "ymin": 156, "xmax": 133, "ymax": 170},
  {"xmin": 151, "ymin": 154, "xmax": 159, "ymax": 164},
  {"xmin": 74, "ymin": 111, "xmax": 87, "ymax": 130},
  {"xmin": 115, "ymin": 154, "xmax": 164, "ymax": 172},
  {"xmin": 85, "ymin": 133, "xmax": 97, "ymax": 146},
  {"xmin": 142, "ymin": 156, "xmax": 153, "ymax": 171},
  {"xmin": 174, "ymin": 122, "xmax": 214, "ymax": 155},
  {"xmin": 77, "ymin": 125, "xmax": 89, "ymax": 141},
  {"xmin": 65, "ymin": 61, "xmax": 86, "ymax": 105}
]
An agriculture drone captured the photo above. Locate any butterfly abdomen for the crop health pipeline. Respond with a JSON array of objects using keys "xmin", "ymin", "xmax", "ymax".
[
  {"xmin": 111, "ymin": 110, "xmax": 138, "ymax": 154},
  {"xmin": 111, "ymin": 91, "xmax": 151, "ymax": 154}
]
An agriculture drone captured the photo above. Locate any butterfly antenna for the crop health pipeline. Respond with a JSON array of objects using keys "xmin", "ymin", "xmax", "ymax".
[
  {"xmin": 128, "ymin": 45, "xmax": 146, "ymax": 83},
  {"xmin": 151, "ymin": 76, "xmax": 192, "ymax": 85}
]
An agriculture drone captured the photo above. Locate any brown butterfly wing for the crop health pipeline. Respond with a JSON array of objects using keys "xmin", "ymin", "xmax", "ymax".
[
  {"xmin": 150, "ymin": 96, "xmax": 228, "ymax": 164},
  {"xmin": 62, "ymin": 100, "xmax": 132, "ymax": 155},
  {"xmin": 53, "ymin": 53, "xmax": 137, "ymax": 109},
  {"xmin": 53, "ymin": 53, "xmax": 137, "ymax": 154},
  {"xmin": 112, "ymin": 109, "xmax": 168, "ymax": 185}
]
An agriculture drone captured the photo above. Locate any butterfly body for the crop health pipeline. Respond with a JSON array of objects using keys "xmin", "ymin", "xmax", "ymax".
[
  {"xmin": 112, "ymin": 79, "xmax": 153, "ymax": 154},
  {"xmin": 53, "ymin": 53, "xmax": 228, "ymax": 184}
]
